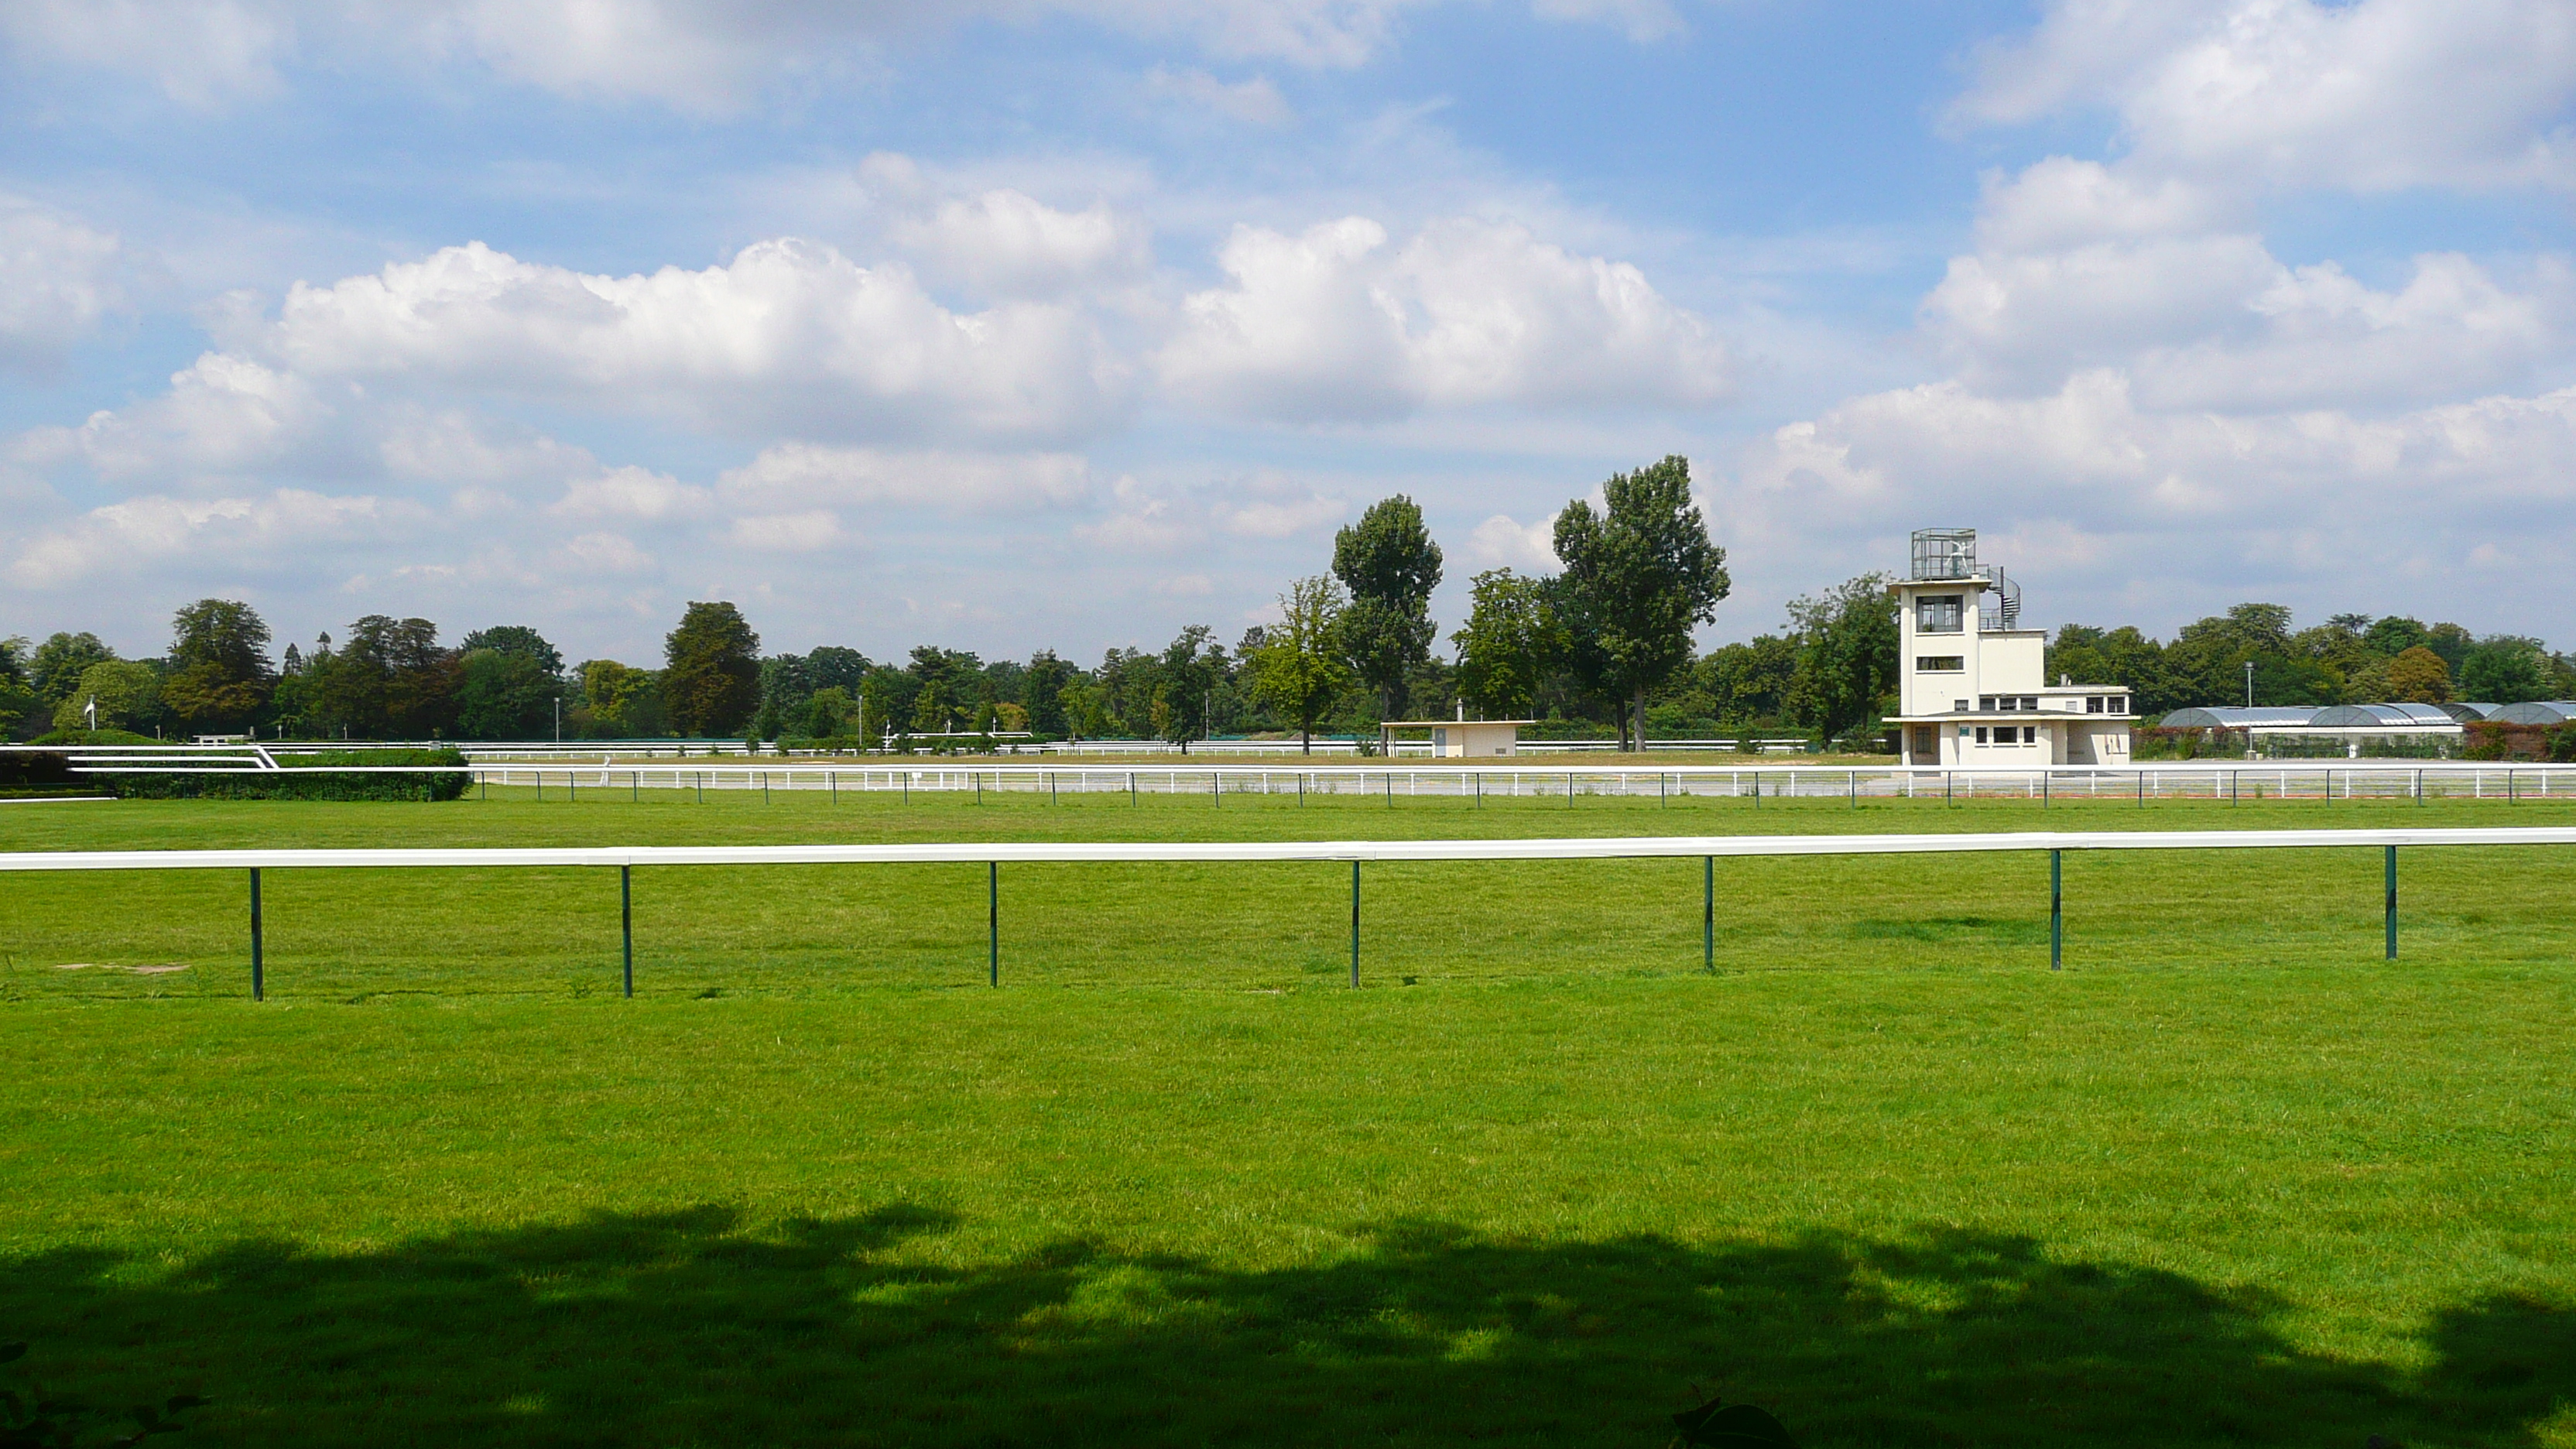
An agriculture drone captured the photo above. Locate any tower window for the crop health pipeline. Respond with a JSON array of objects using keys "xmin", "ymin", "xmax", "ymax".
[
  {"xmin": 1916, "ymin": 595, "xmax": 1965, "ymax": 634},
  {"xmin": 1915, "ymin": 656, "xmax": 1963, "ymax": 673}
]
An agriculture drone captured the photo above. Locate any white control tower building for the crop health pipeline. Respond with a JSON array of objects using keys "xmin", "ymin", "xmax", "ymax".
[{"xmin": 1886, "ymin": 528, "xmax": 2134, "ymax": 767}]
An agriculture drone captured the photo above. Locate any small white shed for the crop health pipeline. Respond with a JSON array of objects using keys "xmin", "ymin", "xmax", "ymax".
[{"xmin": 1378, "ymin": 719, "xmax": 1532, "ymax": 758}]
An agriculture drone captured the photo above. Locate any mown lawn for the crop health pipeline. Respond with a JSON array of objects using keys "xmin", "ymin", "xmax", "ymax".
[{"xmin": 2, "ymin": 792, "xmax": 2573, "ymax": 1446}]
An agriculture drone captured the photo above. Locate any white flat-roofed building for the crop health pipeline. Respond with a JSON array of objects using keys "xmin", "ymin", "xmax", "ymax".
[{"xmin": 1885, "ymin": 528, "xmax": 2135, "ymax": 767}]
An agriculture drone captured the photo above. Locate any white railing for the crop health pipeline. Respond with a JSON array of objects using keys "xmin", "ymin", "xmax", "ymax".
[
  {"xmin": 7, "ymin": 826, "xmax": 2571, "ymax": 998},
  {"xmin": 22, "ymin": 748, "xmax": 2576, "ymax": 804}
]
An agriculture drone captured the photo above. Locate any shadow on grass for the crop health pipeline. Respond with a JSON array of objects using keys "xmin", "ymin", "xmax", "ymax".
[{"xmin": 5, "ymin": 1208, "xmax": 2569, "ymax": 1447}]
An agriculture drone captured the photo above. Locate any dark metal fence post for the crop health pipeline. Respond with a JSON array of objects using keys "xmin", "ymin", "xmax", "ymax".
[
  {"xmin": 2385, "ymin": 845, "xmax": 2398, "ymax": 961},
  {"xmin": 249, "ymin": 867, "xmax": 264, "ymax": 1001},
  {"xmin": 988, "ymin": 861, "xmax": 999, "ymax": 987},
  {"xmin": 621, "ymin": 865, "xmax": 633, "ymax": 998},
  {"xmin": 1702, "ymin": 855, "xmax": 1714, "ymax": 972},
  {"xmin": 1349, "ymin": 860, "xmax": 1361, "ymax": 988},
  {"xmin": 2049, "ymin": 849, "xmax": 2063, "ymax": 971}
]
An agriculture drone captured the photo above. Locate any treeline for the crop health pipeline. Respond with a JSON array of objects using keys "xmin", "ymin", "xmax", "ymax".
[
  {"xmin": 0, "ymin": 456, "xmax": 1751, "ymax": 750},
  {"xmin": 2041, "ymin": 605, "xmax": 2576, "ymax": 714},
  {"xmin": 8, "ymin": 464, "xmax": 2571, "ymax": 748}
]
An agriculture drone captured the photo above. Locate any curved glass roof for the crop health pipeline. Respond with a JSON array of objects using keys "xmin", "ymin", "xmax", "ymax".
[
  {"xmin": 2310, "ymin": 704, "xmax": 2457, "ymax": 727},
  {"xmin": 2487, "ymin": 701, "xmax": 2576, "ymax": 724}
]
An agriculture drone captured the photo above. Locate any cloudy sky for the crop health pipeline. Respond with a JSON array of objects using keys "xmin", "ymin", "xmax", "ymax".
[{"xmin": 5, "ymin": 0, "xmax": 2574, "ymax": 667}]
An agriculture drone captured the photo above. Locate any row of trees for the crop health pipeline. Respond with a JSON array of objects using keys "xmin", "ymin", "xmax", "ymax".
[
  {"xmin": 0, "ymin": 600, "xmax": 771, "ymax": 743},
  {"xmin": 8, "ymin": 463, "xmax": 2571, "ymax": 747},
  {"xmin": 2045, "ymin": 607, "xmax": 2576, "ymax": 714}
]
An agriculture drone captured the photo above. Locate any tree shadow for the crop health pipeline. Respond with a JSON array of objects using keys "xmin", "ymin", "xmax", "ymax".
[{"xmin": 3, "ymin": 1207, "xmax": 2568, "ymax": 1446}]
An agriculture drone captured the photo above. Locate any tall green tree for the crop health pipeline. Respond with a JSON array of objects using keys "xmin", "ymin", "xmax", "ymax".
[
  {"xmin": 1697, "ymin": 635, "xmax": 1799, "ymax": 725},
  {"xmin": 1249, "ymin": 577, "xmax": 1353, "ymax": 752},
  {"xmin": 53, "ymin": 659, "xmax": 163, "ymax": 734},
  {"xmin": 904, "ymin": 647, "xmax": 985, "ymax": 735},
  {"xmin": 452, "ymin": 625, "xmax": 564, "ymax": 738},
  {"xmin": 458, "ymin": 625, "xmax": 563, "ymax": 677},
  {"xmin": 577, "ymin": 660, "xmax": 668, "ymax": 738},
  {"xmin": 29, "ymin": 632, "xmax": 116, "ymax": 706},
  {"xmin": 1155, "ymin": 625, "xmax": 1219, "ymax": 750},
  {"xmin": 160, "ymin": 598, "xmax": 273, "ymax": 731},
  {"xmin": 1332, "ymin": 496, "xmax": 1443, "ymax": 721},
  {"xmin": 755, "ymin": 653, "xmax": 814, "ymax": 740},
  {"xmin": 2383, "ymin": 646, "xmax": 2452, "ymax": 704},
  {"xmin": 2364, "ymin": 616, "xmax": 2429, "ymax": 656},
  {"xmin": 2459, "ymin": 637, "xmax": 2550, "ymax": 704},
  {"xmin": 453, "ymin": 648, "xmax": 559, "ymax": 739},
  {"xmin": 1783, "ymin": 574, "xmax": 1898, "ymax": 748},
  {"xmin": 0, "ymin": 637, "xmax": 33, "ymax": 739},
  {"xmin": 1449, "ymin": 568, "xmax": 1564, "ymax": 721},
  {"xmin": 1550, "ymin": 455, "xmax": 1729, "ymax": 750},
  {"xmin": 663, "ymin": 602, "xmax": 761, "ymax": 736},
  {"xmin": 1023, "ymin": 650, "xmax": 1076, "ymax": 738}
]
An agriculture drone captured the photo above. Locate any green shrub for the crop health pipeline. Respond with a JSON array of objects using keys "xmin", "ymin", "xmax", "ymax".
[
  {"xmin": 2, "ymin": 730, "xmax": 160, "ymax": 791},
  {"xmin": 30, "ymin": 728, "xmax": 159, "ymax": 746},
  {"xmin": 109, "ymin": 748, "xmax": 471, "ymax": 801}
]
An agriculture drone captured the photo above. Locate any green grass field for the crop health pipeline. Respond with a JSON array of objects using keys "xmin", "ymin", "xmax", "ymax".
[{"xmin": 5, "ymin": 790, "xmax": 2574, "ymax": 1446}]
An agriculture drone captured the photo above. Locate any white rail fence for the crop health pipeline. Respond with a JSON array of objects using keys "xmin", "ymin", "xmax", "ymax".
[
  {"xmin": 9, "ymin": 826, "xmax": 2572, "ymax": 999},
  {"xmin": 43, "ymin": 751, "xmax": 2576, "ymax": 806}
]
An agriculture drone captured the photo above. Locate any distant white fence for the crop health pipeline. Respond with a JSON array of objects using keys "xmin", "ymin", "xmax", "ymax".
[
  {"xmin": 8, "ymin": 826, "xmax": 2573, "ymax": 999},
  {"xmin": 16, "ymin": 745, "xmax": 2576, "ymax": 803}
]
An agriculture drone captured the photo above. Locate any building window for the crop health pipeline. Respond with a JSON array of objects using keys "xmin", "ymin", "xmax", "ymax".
[
  {"xmin": 1916, "ymin": 656, "xmax": 1964, "ymax": 673},
  {"xmin": 1978, "ymin": 695, "xmax": 1995, "ymax": 711},
  {"xmin": 1999, "ymin": 696, "xmax": 2018, "ymax": 711},
  {"xmin": 2086, "ymin": 696, "xmax": 2102, "ymax": 713},
  {"xmin": 1954, "ymin": 699, "xmax": 1969, "ymax": 712},
  {"xmin": 2023, "ymin": 726, "xmax": 2037, "ymax": 744},
  {"xmin": 1975, "ymin": 726, "xmax": 1989, "ymax": 744},
  {"xmin": 2112, "ymin": 696, "xmax": 2129, "ymax": 714},
  {"xmin": 1917, "ymin": 594, "xmax": 1964, "ymax": 633},
  {"xmin": 2019, "ymin": 696, "xmax": 2038, "ymax": 711}
]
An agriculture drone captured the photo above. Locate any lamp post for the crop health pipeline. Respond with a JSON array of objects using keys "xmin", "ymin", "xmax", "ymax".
[
  {"xmin": 2243, "ymin": 660, "xmax": 2254, "ymax": 708},
  {"xmin": 553, "ymin": 696, "xmax": 562, "ymax": 743}
]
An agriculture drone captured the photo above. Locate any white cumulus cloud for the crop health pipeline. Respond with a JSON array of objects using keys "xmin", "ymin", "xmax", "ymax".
[
  {"xmin": 0, "ymin": 196, "xmax": 127, "ymax": 375},
  {"xmin": 257, "ymin": 239, "xmax": 1129, "ymax": 444},
  {"xmin": 1160, "ymin": 216, "xmax": 1732, "ymax": 423},
  {"xmin": 1955, "ymin": 0, "xmax": 2576, "ymax": 197}
]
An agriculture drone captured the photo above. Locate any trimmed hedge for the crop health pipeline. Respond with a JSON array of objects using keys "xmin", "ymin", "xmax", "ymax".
[
  {"xmin": 2, "ymin": 729, "xmax": 159, "ymax": 790},
  {"xmin": 110, "ymin": 748, "xmax": 471, "ymax": 801}
]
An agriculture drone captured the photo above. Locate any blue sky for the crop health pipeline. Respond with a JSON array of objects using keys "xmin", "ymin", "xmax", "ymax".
[{"xmin": 5, "ymin": 0, "xmax": 2574, "ymax": 668}]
